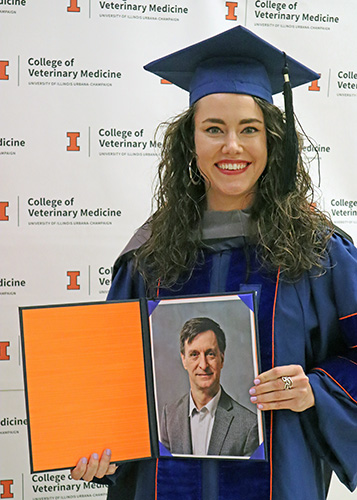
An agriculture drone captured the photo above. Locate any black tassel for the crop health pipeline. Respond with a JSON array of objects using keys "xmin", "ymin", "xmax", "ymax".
[{"xmin": 282, "ymin": 53, "xmax": 299, "ymax": 195}]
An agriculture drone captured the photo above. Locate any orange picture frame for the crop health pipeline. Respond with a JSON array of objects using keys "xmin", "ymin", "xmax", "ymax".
[{"xmin": 20, "ymin": 301, "xmax": 155, "ymax": 473}]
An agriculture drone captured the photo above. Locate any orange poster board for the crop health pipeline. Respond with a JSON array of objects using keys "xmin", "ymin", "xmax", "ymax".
[{"xmin": 20, "ymin": 301, "xmax": 154, "ymax": 473}]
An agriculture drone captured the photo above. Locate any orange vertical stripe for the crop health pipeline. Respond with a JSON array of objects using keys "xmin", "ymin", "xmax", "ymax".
[
  {"xmin": 271, "ymin": 267, "xmax": 280, "ymax": 369},
  {"xmin": 270, "ymin": 268, "xmax": 280, "ymax": 500},
  {"xmin": 154, "ymin": 284, "xmax": 160, "ymax": 498},
  {"xmin": 156, "ymin": 279, "xmax": 161, "ymax": 298},
  {"xmin": 155, "ymin": 458, "xmax": 159, "ymax": 500}
]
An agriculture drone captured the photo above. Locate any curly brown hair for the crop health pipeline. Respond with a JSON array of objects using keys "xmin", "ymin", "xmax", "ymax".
[{"xmin": 135, "ymin": 97, "xmax": 333, "ymax": 288}]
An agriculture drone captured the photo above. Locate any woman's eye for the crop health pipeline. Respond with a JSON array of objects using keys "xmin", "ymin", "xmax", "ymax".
[
  {"xmin": 206, "ymin": 126, "xmax": 222, "ymax": 134},
  {"xmin": 242, "ymin": 126, "xmax": 259, "ymax": 134}
]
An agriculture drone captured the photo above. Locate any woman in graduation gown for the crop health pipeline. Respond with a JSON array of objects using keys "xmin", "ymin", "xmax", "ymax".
[{"xmin": 71, "ymin": 26, "xmax": 357, "ymax": 500}]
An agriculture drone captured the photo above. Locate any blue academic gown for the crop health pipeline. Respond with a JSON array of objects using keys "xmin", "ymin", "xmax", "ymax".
[{"xmin": 102, "ymin": 232, "xmax": 357, "ymax": 500}]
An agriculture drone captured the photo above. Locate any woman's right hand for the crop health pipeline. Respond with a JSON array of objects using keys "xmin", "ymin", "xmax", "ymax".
[{"xmin": 71, "ymin": 449, "xmax": 118, "ymax": 481}]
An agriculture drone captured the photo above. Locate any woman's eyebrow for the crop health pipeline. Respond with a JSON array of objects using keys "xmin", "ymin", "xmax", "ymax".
[
  {"xmin": 201, "ymin": 117, "xmax": 263, "ymax": 125},
  {"xmin": 240, "ymin": 118, "xmax": 264, "ymax": 124},
  {"xmin": 202, "ymin": 118, "xmax": 226, "ymax": 124}
]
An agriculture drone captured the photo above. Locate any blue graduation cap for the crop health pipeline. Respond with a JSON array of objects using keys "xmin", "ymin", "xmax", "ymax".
[
  {"xmin": 144, "ymin": 26, "xmax": 320, "ymax": 194},
  {"xmin": 144, "ymin": 25, "xmax": 319, "ymax": 105}
]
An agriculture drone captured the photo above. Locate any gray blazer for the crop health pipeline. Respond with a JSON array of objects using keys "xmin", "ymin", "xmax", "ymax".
[{"xmin": 160, "ymin": 388, "xmax": 259, "ymax": 456}]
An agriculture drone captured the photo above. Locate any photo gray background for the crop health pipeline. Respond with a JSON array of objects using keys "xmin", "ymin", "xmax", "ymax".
[{"xmin": 149, "ymin": 297, "xmax": 258, "ymax": 428}]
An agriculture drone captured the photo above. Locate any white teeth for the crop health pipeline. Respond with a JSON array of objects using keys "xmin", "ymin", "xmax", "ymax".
[{"xmin": 218, "ymin": 163, "xmax": 248, "ymax": 171}]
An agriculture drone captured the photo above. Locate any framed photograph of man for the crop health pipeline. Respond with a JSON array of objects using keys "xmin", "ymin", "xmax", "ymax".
[{"xmin": 148, "ymin": 292, "xmax": 266, "ymax": 460}]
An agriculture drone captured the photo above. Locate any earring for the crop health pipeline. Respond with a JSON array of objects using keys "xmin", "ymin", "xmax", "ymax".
[{"xmin": 188, "ymin": 159, "xmax": 201, "ymax": 186}]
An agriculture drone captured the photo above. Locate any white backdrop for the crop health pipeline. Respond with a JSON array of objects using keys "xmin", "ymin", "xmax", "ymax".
[{"xmin": 1, "ymin": 1, "xmax": 357, "ymax": 499}]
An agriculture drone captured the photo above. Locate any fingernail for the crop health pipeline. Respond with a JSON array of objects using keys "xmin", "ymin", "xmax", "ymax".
[
  {"xmin": 250, "ymin": 396, "xmax": 257, "ymax": 402},
  {"xmin": 106, "ymin": 449, "xmax": 111, "ymax": 456},
  {"xmin": 249, "ymin": 388, "xmax": 256, "ymax": 395},
  {"xmin": 257, "ymin": 404, "xmax": 263, "ymax": 410},
  {"xmin": 254, "ymin": 379, "xmax": 261, "ymax": 386},
  {"xmin": 81, "ymin": 457, "xmax": 87, "ymax": 464},
  {"xmin": 92, "ymin": 453, "xmax": 99, "ymax": 460}
]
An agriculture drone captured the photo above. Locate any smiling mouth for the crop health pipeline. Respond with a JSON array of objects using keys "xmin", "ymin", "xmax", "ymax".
[{"xmin": 216, "ymin": 161, "xmax": 250, "ymax": 171}]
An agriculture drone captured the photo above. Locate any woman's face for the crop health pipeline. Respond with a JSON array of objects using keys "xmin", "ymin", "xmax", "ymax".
[{"xmin": 194, "ymin": 93, "xmax": 267, "ymax": 211}]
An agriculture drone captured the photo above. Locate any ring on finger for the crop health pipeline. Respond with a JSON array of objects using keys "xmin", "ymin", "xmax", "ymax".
[{"xmin": 281, "ymin": 376, "xmax": 293, "ymax": 390}]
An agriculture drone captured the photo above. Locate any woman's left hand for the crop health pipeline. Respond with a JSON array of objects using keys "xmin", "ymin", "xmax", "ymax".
[{"xmin": 249, "ymin": 364, "xmax": 315, "ymax": 412}]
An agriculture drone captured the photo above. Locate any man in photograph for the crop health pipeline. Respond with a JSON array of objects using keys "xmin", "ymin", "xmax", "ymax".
[{"xmin": 160, "ymin": 317, "xmax": 259, "ymax": 456}]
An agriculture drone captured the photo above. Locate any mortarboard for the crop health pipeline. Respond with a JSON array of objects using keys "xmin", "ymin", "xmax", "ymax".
[
  {"xmin": 144, "ymin": 26, "xmax": 320, "ymax": 194},
  {"xmin": 144, "ymin": 25, "xmax": 319, "ymax": 106}
]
